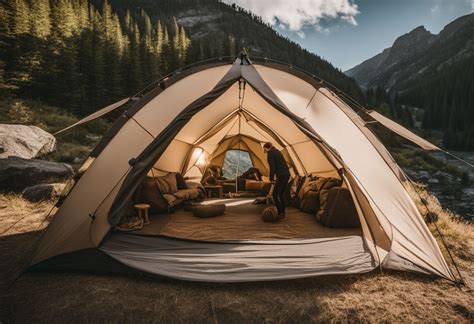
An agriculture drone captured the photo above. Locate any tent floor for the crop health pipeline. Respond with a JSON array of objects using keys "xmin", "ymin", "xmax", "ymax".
[
  {"xmin": 130, "ymin": 198, "xmax": 362, "ymax": 241},
  {"xmin": 100, "ymin": 198, "xmax": 374, "ymax": 282}
]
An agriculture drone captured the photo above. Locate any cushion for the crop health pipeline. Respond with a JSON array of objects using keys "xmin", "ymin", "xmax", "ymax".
[
  {"xmin": 262, "ymin": 206, "xmax": 279, "ymax": 222},
  {"xmin": 312, "ymin": 177, "xmax": 342, "ymax": 194},
  {"xmin": 240, "ymin": 167, "xmax": 263, "ymax": 181},
  {"xmin": 245, "ymin": 179, "xmax": 264, "ymax": 191},
  {"xmin": 192, "ymin": 204, "xmax": 226, "ymax": 218},
  {"xmin": 317, "ymin": 187, "xmax": 360, "ymax": 228},
  {"xmin": 300, "ymin": 191, "xmax": 320, "ymax": 214},
  {"xmin": 137, "ymin": 177, "xmax": 169, "ymax": 214},
  {"xmin": 173, "ymin": 188, "xmax": 201, "ymax": 200},
  {"xmin": 175, "ymin": 173, "xmax": 188, "ymax": 190},
  {"xmin": 298, "ymin": 176, "xmax": 342, "ymax": 210},
  {"xmin": 162, "ymin": 193, "xmax": 181, "ymax": 207},
  {"xmin": 155, "ymin": 172, "xmax": 178, "ymax": 194}
]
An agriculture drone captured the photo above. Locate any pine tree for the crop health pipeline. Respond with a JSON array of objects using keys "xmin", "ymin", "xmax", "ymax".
[
  {"xmin": 10, "ymin": 0, "xmax": 30, "ymax": 35},
  {"xmin": 30, "ymin": 0, "xmax": 51, "ymax": 38},
  {"xmin": 46, "ymin": 0, "xmax": 81, "ymax": 111},
  {"xmin": 179, "ymin": 25, "xmax": 190, "ymax": 64},
  {"xmin": 51, "ymin": 0, "xmax": 78, "ymax": 41},
  {"xmin": 86, "ymin": 5, "xmax": 106, "ymax": 110},
  {"xmin": 101, "ymin": 0, "xmax": 123, "ymax": 101},
  {"xmin": 74, "ymin": 0, "xmax": 91, "ymax": 31},
  {"xmin": 161, "ymin": 24, "xmax": 171, "ymax": 72},
  {"xmin": 123, "ymin": 15, "xmax": 144, "ymax": 93},
  {"xmin": 171, "ymin": 17, "xmax": 181, "ymax": 66},
  {"xmin": 227, "ymin": 34, "xmax": 236, "ymax": 58}
]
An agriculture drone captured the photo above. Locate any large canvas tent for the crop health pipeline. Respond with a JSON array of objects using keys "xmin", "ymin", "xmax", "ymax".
[{"xmin": 30, "ymin": 54, "xmax": 456, "ymax": 282}]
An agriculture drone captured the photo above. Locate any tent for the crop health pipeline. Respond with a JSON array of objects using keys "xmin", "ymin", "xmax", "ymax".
[{"xmin": 30, "ymin": 54, "xmax": 456, "ymax": 282}]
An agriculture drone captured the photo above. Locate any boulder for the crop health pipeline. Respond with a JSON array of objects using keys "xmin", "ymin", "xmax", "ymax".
[
  {"xmin": 22, "ymin": 183, "xmax": 66, "ymax": 202},
  {"xmin": 0, "ymin": 157, "xmax": 74, "ymax": 192},
  {"xmin": 0, "ymin": 124, "xmax": 56, "ymax": 159}
]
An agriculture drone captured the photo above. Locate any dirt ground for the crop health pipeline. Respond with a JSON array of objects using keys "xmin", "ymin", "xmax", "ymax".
[{"xmin": 0, "ymin": 193, "xmax": 473, "ymax": 323}]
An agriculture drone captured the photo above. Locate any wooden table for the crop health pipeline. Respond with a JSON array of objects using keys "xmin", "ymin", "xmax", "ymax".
[{"xmin": 204, "ymin": 185, "xmax": 223, "ymax": 198}]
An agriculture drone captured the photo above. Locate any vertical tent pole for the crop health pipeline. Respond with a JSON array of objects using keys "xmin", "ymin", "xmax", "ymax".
[{"xmin": 236, "ymin": 113, "xmax": 241, "ymax": 193}]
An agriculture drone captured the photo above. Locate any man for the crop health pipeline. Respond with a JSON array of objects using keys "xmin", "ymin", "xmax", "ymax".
[{"xmin": 263, "ymin": 142, "xmax": 290, "ymax": 220}]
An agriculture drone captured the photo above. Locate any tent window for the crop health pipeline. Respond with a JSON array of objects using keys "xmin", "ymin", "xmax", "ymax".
[{"xmin": 222, "ymin": 150, "xmax": 253, "ymax": 179}]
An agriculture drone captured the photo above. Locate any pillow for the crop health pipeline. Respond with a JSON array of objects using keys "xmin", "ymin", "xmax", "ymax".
[
  {"xmin": 245, "ymin": 179, "xmax": 264, "ymax": 191},
  {"xmin": 312, "ymin": 177, "xmax": 342, "ymax": 194},
  {"xmin": 298, "ymin": 176, "xmax": 342, "ymax": 211},
  {"xmin": 155, "ymin": 172, "xmax": 178, "ymax": 194},
  {"xmin": 175, "ymin": 173, "xmax": 188, "ymax": 189},
  {"xmin": 300, "ymin": 191, "xmax": 320, "ymax": 213},
  {"xmin": 192, "ymin": 204, "xmax": 226, "ymax": 218},
  {"xmin": 162, "ymin": 193, "xmax": 181, "ymax": 207}
]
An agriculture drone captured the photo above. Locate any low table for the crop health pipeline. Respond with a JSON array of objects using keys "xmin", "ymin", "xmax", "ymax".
[{"xmin": 204, "ymin": 185, "xmax": 223, "ymax": 198}]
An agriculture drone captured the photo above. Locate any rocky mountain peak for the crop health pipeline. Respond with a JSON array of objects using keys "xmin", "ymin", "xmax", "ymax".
[{"xmin": 391, "ymin": 25, "xmax": 434, "ymax": 50}]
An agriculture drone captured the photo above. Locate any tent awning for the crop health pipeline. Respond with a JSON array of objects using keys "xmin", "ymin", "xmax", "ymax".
[
  {"xmin": 54, "ymin": 97, "xmax": 130, "ymax": 135},
  {"xmin": 367, "ymin": 111, "xmax": 440, "ymax": 151}
]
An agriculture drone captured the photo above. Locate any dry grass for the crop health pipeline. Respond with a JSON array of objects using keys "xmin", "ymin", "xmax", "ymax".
[
  {"xmin": 407, "ymin": 183, "xmax": 473, "ymax": 261},
  {"xmin": 1, "ymin": 192, "xmax": 473, "ymax": 323}
]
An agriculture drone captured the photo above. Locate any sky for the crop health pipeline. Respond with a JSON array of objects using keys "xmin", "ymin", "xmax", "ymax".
[{"xmin": 222, "ymin": 0, "xmax": 473, "ymax": 71}]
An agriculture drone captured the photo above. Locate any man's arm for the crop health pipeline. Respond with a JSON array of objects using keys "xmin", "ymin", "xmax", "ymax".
[{"xmin": 268, "ymin": 151, "xmax": 275, "ymax": 181}]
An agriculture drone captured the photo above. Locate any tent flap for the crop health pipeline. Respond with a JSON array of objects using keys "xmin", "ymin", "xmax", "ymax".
[{"xmin": 367, "ymin": 111, "xmax": 440, "ymax": 151}]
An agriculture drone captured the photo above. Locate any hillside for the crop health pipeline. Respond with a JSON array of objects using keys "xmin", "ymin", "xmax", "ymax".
[
  {"xmin": 0, "ymin": 0, "xmax": 363, "ymax": 118},
  {"xmin": 346, "ymin": 13, "xmax": 474, "ymax": 150}
]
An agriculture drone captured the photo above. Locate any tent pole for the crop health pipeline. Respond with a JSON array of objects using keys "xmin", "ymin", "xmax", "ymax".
[
  {"xmin": 235, "ymin": 79, "xmax": 246, "ymax": 194},
  {"xmin": 236, "ymin": 115, "xmax": 241, "ymax": 194}
]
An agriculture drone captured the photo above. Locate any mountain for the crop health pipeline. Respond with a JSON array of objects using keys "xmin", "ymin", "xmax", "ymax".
[
  {"xmin": 346, "ymin": 14, "xmax": 473, "ymax": 91},
  {"xmin": 346, "ymin": 13, "xmax": 474, "ymax": 150},
  {"xmin": 347, "ymin": 26, "xmax": 436, "ymax": 88},
  {"xmin": 0, "ymin": 0, "xmax": 363, "ymax": 118}
]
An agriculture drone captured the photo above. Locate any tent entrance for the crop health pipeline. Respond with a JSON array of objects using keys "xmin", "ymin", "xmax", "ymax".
[{"xmin": 148, "ymin": 78, "xmax": 341, "ymax": 176}]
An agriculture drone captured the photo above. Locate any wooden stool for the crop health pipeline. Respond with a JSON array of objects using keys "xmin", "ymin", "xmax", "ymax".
[
  {"xmin": 204, "ymin": 185, "xmax": 223, "ymax": 198},
  {"xmin": 135, "ymin": 203, "xmax": 150, "ymax": 225}
]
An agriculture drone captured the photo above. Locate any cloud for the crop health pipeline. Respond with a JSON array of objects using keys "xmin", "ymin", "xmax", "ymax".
[
  {"xmin": 223, "ymin": 0, "xmax": 359, "ymax": 32},
  {"xmin": 430, "ymin": 3, "xmax": 439, "ymax": 13}
]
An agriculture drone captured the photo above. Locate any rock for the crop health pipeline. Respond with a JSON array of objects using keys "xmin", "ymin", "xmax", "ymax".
[
  {"xmin": 86, "ymin": 134, "xmax": 101, "ymax": 141},
  {"xmin": 22, "ymin": 183, "xmax": 66, "ymax": 202},
  {"xmin": 0, "ymin": 157, "xmax": 74, "ymax": 192},
  {"xmin": 419, "ymin": 171, "xmax": 430, "ymax": 179},
  {"xmin": 434, "ymin": 171, "xmax": 454, "ymax": 181},
  {"xmin": 73, "ymin": 157, "xmax": 81, "ymax": 164},
  {"xmin": 0, "ymin": 124, "xmax": 56, "ymax": 159}
]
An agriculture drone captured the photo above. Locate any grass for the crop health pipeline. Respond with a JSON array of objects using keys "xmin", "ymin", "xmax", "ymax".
[
  {"xmin": 0, "ymin": 97, "xmax": 110, "ymax": 165},
  {"xmin": 392, "ymin": 147, "xmax": 465, "ymax": 178},
  {"xmin": 407, "ymin": 183, "xmax": 473, "ymax": 263},
  {"xmin": 0, "ymin": 189, "xmax": 473, "ymax": 323}
]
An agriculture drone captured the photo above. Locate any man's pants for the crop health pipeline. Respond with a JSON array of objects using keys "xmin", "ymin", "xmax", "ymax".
[{"xmin": 272, "ymin": 174, "xmax": 290, "ymax": 215}]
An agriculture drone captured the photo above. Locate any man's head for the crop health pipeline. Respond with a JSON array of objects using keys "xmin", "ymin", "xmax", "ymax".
[{"xmin": 263, "ymin": 142, "xmax": 273, "ymax": 153}]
